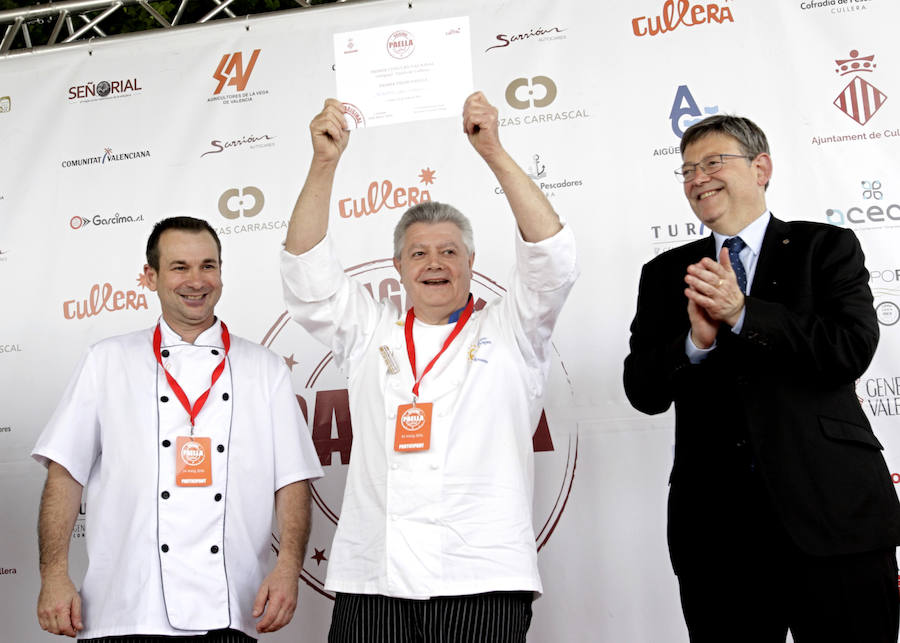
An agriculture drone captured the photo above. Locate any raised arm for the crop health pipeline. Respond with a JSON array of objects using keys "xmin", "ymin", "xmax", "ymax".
[
  {"xmin": 285, "ymin": 99, "xmax": 350, "ymax": 255},
  {"xmin": 462, "ymin": 91, "xmax": 562, "ymax": 242},
  {"xmin": 37, "ymin": 461, "xmax": 84, "ymax": 638}
]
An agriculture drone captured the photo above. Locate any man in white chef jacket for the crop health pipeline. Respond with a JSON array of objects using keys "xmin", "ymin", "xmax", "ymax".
[
  {"xmin": 280, "ymin": 92, "xmax": 578, "ymax": 642},
  {"xmin": 33, "ymin": 216, "xmax": 323, "ymax": 642}
]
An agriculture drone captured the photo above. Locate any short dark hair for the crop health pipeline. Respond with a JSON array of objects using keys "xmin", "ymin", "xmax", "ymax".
[
  {"xmin": 146, "ymin": 216, "xmax": 221, "ymax": 270},
  {"xmin": 393, "ymin": 202, "xmax": 474, "ymax": 259}
]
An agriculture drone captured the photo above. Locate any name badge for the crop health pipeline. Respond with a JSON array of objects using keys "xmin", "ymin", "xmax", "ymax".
[
  {"xmin": 393, "ymin": 403, "xmax": 433, "ymax": 452},
  {"xmin": 175, "ymin": 436, "xmax": 212, "ymax": 487}
]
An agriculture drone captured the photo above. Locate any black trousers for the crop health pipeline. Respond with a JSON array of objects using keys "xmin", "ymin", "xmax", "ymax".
[
  {"xmin": 676, "ymin": 470, "xmax": 899, "ymax": 643},
  {"xmin": 328, "ymin": 591, "xmax": 533, "ymax": 643},
  {"xmin": 81, "ymin": 629, "xmax": 255, "ymax": 642}
]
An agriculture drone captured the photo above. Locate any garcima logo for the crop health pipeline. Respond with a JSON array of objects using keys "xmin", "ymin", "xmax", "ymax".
[{"xmin": 632, "ymin": 0, "xmax": 734, "ymax": 37}]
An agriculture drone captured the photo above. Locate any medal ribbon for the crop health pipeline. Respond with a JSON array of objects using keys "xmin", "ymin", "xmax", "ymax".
[
  {"xmin": 153, "ymin": 321, "xmax": 231, "ymax": 428},
  {"xmin": 404, "ymin": 297, "xmax": 474, "ymax": 399}
]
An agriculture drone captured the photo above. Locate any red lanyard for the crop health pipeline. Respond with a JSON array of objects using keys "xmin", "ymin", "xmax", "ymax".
[
  {"xmin": 152, "ymin": 321, "xmax": 231, "ymax": 427},
  {"xmin": 404, "ymin": 298, "xmax": 474, "ymax": 399}
]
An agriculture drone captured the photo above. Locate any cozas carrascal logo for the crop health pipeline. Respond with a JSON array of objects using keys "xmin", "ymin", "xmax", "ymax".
[
  {"xmin": 834, "ymin": 49, "xmax": 887, "ymax": 126},
  {"xmin": 262, "ymin": 269, "xmax": 577, "ymax": 600}
]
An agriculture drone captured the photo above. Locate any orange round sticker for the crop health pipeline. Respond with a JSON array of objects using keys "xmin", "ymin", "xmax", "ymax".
[
  {"xmin": 181, "ymin": 441, "xmax": 206, "ymax": 465},
  {"xmin": 400, "ymin": 407, "xmax": 426, "ymax": 431}
]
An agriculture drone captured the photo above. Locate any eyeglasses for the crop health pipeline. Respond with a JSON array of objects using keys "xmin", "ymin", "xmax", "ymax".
[{"xmin": 674, "ymin": 154, "xmax": 751, "ymax": 183}]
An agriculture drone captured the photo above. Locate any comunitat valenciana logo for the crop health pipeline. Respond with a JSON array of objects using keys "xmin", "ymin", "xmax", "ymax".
[
  {"xmin": 632, "ymin": 0, "xmax": 734, "ymax": 37},
  {"xmin": 826, "ymin": 179, "xmax": 900, "ymax": 229},
  {"xmin": 337, "ymin": 168, "xmax": 437, "ymax": 220},
  {"xmin": 261, "ymin": 261, "xmax": 577, "ymax": 600},
  {"xmin": 67, "ymin": 78, "xmax": 142, "ymax": 101},
  {"xmin": 61, "ymin": 147, "xmax": 151, "ymax": 169}
]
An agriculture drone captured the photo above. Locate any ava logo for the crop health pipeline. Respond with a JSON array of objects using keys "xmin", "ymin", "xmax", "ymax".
[
  {"xmin": 262, "ymin": 262, "xmax": 577, "ymax": 600},
  {"xmin": 338, "ymin": 168, "xmax": 436, "ymax": 219},
  {"xmin": 181, "ymin": 442, "xmax": 206, "ymax": 466},
  {"xmin": 825, "ymin": 179, "xmax": 900, "ymax": 228},
  {"xmin": 632, "ymin": 0, "xmax": 734, "ymax": 37},
  {"xmin": 63, "ymin": 282, "xmax": 149, "ymax": 320},
  {"xmin": 387, "ymin": 30, "xmax": 414, "ymax": 59},
  {"xmin": 670, "ymin": 85, "xmax": 719, "ymax": 138},
  {"xmin": 485, "ymin": 26, "xmax": 567, "ymax": 52},
  {"xmin": 213, "ymin": 50, "xmax": 261, "ymax": 94},
  {"xmin": 506, "ymin": 76, "xmax": 557, "ymax": 110},
  {"xmin": 218, "ymin": 187, "xmax": 264, "ymax": 219},
  {"xmin": 0, "ymin": 96, "xmax": 9, "ymax": 113},
  {"xmin": 834, "ymin": 50, "xmax": 886, "ymax": 126}
]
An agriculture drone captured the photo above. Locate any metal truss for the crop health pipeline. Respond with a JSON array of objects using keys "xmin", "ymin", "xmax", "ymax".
[{"xmin": 0, "ymin": 0, "xmax": 336, "ymax": 56}]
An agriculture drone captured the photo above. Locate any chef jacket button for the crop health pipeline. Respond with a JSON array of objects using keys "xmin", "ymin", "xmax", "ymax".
[
  {"xmin": 161, "ymin": 349, "xmax": 169, "ymax": 358},
  {"xmin": 161, "ymin": 491, "xmax": 170, "ymax": 499},
  {"xmin": 161, "ymin": 544, "xmax": 169, "ymax": 553},
  {"xmin": 217, "ymin": 444, "xmax": 225, "ymax": 453},
  {"xmin": 211, "ymin": 349, "xmax": 220, "ymax": 356},
  {"xmin": 214, "ymin": 493, "xmax": 222, "ymax": 502},
  {"xmin": 160, "ymin": 395, "xmax": 169, "ymax": 403},
  {"xmin": 210, "ymin": 545, "xmax": 219, "ymax": 554},
  {"xmin": 222, "ymin": 393, "xmax": 229, "ymax": 401},
  {"xmin": 162, "ymin": 439, "xmax": 171, "ymax": 448}
]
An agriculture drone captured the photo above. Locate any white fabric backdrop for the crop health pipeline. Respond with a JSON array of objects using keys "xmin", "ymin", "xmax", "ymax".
[{"xmin": 1, "ymin": 0, "xmax": 899, "ymax": 640}]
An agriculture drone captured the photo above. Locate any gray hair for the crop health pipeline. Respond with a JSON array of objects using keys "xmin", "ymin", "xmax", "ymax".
[
  {"xmin": 393, "ymin": 201, "xmax": 474, "ymax": 259},
  {"xmin": 680, "ymin": 114, "xmax": 771, "ymax": 189}
]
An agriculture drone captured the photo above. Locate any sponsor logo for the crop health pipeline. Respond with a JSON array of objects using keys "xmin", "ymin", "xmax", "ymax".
[
  {"xmin": 342, "ymin": 103, "xmax": 365, "ymax": 129},
  {"xmin": 0, "ymin": 425, "xmax": 10, "ymax": 433},
  {"xmin": 801, "ymin": 0, "xmax": 873, "ymax": 12},
  {"xmin": 263, "ymin": 262, "xmax": 576, "ymax": 600},
  {"xmin": 0, "ymin": 568, "xmax": 17, "ymax": 575},
  {"xmin": 69, "ymin": 213, "xmax": 145, "ymax": 230},
  {"xmin": 869, "ymin": 266, "xmax": 900, "ymax": 327},
  {"xmin": 61, "ymin": 147, "xmax": 151, "ymax": 169},
  {"xmin": 632, "ymin": 0, "xmax": 734, "ymax": 38},
  {"xmin": 387, "ymin": 30, "xmax": 415, "ymax": 59},
  {"xmin": 496, "ymin": 153, "xmax": 583, "ymax": 199},
  {"xmin": 485, "ymin": 26, "xmax": 567, "ymax": 52},
  {"xmin": 201, "ymin": 133, "xmax": 275, "ymax": 158},
  {"xmin": 68, "ymin": 78, "xmax": 142, "ymax": 103},
  {"xmin": 209, "ymin": 50, "xmax": 268, "ymax": 105},
  {"xmin": 180, "ymin": 441, "xmax": 206, "ymax": 465},
  {"xmin": 0, "ymin": 248, "xmax": 7, "ymax": 264},
  {"xmin": 338, "ymin": 168, "xmax": 436, "ymax": 219},
  {"xmin": 859, "ymin": 376, "xmax": 900, "ymax": 417},
  {"xmin": 0, "ymin": 344, "xmax": 23, "ymax": 353},
  {"xmin": 343, "ymin": 38, "xmax": 359, "ymax": 55},
  {"xmin": 826, "ymin": 179, "xmax": 900, "ymax": 230},
  {"xmin": 218, "ymin": 186, "xmax": 264, "ymax": 219},
  {"xmin": 669, "ymin": 85, "xmax": 719, "ymax": 139},
  {"xmin": 501, "ymin": 76, "xmax": 589, "ymax": 127},
  {"xmin": 0, "ymin": 96, "xmax": 9, "ymax": 113},
  {"xmin": 63, "ymin": 282, "xmax": 149, "ymax": 320},
  {"xmin": 73, "ymin": 502, "xmax": 86, "ymax": 540},
  {"xmin": 649, "ymin": 220, "xmax": 708, "ymax": 255},
  {"xmin": 834, "ymin": 50, "xmax": 886, "ymax": 126}
]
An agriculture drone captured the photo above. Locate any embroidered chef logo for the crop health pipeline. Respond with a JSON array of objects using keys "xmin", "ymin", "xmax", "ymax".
[
  {"xmin": 263, "ymin": 259, "xmax": 577, "ymax": 601},
  {"xmin": 833, "ymin": 49, "xmax": 887, "ymax": 126},
  {"xmin": 181, "ymin": 441, "xmax": 206, "ymax": 466}
]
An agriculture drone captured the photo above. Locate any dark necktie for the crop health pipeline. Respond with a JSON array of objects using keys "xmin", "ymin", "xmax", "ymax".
[{"xmin": 723, "ymin": 236, "xmax": 747, "ymax": 294}]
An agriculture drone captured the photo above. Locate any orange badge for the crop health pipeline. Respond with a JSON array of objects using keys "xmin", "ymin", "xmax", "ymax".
[
  {"xmin": 175, "ymin": 436, "xmax": 212, "ymax": 487},
  {"xmin": 393, "ymin": 403, "xmax": 433, "ymax": 453}
]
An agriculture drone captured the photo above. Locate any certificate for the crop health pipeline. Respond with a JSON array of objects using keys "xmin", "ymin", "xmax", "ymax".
[{"xmin": 334, "ymin": 16, "xmax": 473, "ymax": 129}]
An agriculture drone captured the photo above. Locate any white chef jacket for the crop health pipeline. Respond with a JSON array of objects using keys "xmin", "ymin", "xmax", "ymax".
[
  {"xmin": 32, "ymin": 319, "xmax": 323, "ymax": 639},
  {"xmin": 280, "ymin": 224, "xmax": 577, "ymax": 599}
]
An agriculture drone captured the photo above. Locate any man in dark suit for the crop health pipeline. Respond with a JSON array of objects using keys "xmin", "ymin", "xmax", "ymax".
[{"xmin": 623, "ymin": 115, "xmax": 900, "ymax": 643}]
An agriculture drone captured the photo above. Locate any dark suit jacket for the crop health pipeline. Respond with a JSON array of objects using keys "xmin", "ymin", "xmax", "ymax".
[{"xmin": 623, "ymin": 215, "xmax": 900, "ymax": 574}]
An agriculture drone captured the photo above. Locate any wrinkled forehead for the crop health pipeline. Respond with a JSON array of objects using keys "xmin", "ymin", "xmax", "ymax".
[{"xmin": 402, "ymin": 221, "xmax": 467, "ymax": 249}]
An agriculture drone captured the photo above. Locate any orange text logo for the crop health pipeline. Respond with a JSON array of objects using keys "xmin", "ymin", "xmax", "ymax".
[
  {"xmin": 632, "ymin": 0, "xmax": 733, "ymax": 37},
  {"xmin": 338, "ymin": 168, "xmax": 436, "ymax": 219},
  {"xmin": 213, "ymin": 50, "xmax": 261, "ymax": 94},
  {"xmin": 63, "ymin": 283, "xmax": 149, "ymax": 320}
]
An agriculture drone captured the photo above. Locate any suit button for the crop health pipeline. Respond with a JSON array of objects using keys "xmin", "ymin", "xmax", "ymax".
[
  {"xmin": 160, "ymin": 395, "xmax": 169, "ymax": 403},
  {"xmin": 161, "ymin": 491, "xmax": 170, "ymax": 499},
  {"xmin": 161, "ymin": 349, "xmax": 170, "ymax": 358},
  {"xmin": 161, "ymin": 544, "xmax": 169, "ymax": 553},
  {"xmin": 217, "ymin": 444, "xmax": 225, "ymax": 453},
  {"xmin": 214, "ymin": 493, "xmax": 222, "ymax": 502},
  {"xmin": 210, "ymin": 545, "xmax": 219, "ymax": 554},
  {"xmin": 162, "ymin": 439, "xmax": 171, "ymax": 448}
]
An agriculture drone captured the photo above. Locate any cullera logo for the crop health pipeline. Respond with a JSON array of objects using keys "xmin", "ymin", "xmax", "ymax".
[
  {"xmin": 213, "ymin": 50, "xmax": 261, "ymax": 95},
  {"xmin": 833, "ymin": 50, "xmax": 887, "ymax": 126}
]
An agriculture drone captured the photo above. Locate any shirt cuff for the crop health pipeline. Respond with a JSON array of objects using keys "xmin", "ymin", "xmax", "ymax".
[
  {"xmin": 686, "ymin": 332, "xmax": 715, "ymax": 364},
  {"xmin": 730, "ymin": 307, "xmax": 746, "ymax": 334}
]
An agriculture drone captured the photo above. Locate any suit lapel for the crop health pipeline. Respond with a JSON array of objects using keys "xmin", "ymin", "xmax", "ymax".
[{"xmin": 749, "ymin": 215, "xmax": 790, "ymax": 300}]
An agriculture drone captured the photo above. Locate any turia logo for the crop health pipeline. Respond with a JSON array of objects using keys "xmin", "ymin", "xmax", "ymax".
[
  {"xmin": 219, "ymin": 187, "xmax": 265, "ymax": 219},
  {"xmin": 833, "ymin": 49, "xmax": 887, "ymax": 126}
]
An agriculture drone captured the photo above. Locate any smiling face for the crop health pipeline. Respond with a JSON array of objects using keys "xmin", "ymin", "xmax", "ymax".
[
  {"xmin": 144, "ymin": 229, "xmax": 223, "ymax": 342},
  {"xmin": 682, "ymin": 132, "xmax": 771, "ymax": 236},
  {"xmin": 393, "ymin": 221, "xmax": 474, "ymax": 325}
]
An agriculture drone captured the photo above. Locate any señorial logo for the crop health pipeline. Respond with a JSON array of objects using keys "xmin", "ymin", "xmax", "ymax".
[
  {"xmin": 213, "ymin": 50, "xmax": 261, "ymax": 95},
  {"xmin": 338, "ymin": 168, "xmax": 436, "ymax": 219},
  {"xmin": 69, "ymin": 213, "xmax": 145, "ymax": 230},
  {"xmin": 669, "ymin": 85, "xmax": 719, "ymax": 139},
  {"xmin": 262, "ymin": 261, "xmax": 577, "ymax": 601},
  {"xmin": 63, "ymin": 282, "xmax": 149, "ymax": 320},
  {"xmin": 0, "ymin": 96, "xmax": 9, "ymax": 113},
  {"xmin": 201, "ymin": 134, "xmax": 275, "ymax": 158},
  {"xmin": 485, "ymin": 26, "xmax": 567, "ymax": 52},
  {"xmin": 218, "ymin": 187, "xmax": 265, "ymax": 219},
  {"xmin": 61, "ymin": 147, "xmax": 151, "ymax": 169},
  {"xmin": 826, "ymin": 179, "xmax": 900, "ymax": 229},
  {"xmin": 67, "ymin": 78, "xmax": 142, "ymax": 102},
  {"xmin": 506, "ymin": 76, "xmax": 556, "ymax": 110},
  {"xmin": 834, "ymin": 50, "xmax": 886, "ymax": 126},
  {"xmin": 386, "ymin": 30, "xmax": 415, "ymax": 59},
  {"xmin": 632, "ymin": 0, "xmax": 734, "ymax": 38}
]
